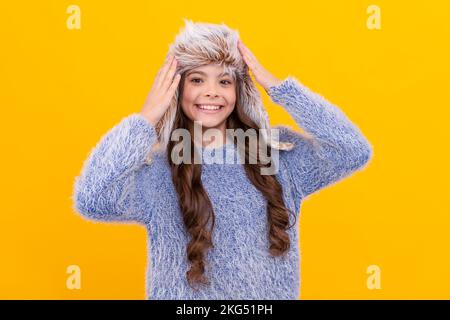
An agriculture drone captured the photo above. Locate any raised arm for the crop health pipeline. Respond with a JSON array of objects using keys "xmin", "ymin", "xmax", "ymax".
[
  {"xmin": 268, "ymin": 76, "xmax": 373, "ymax": 200},
  {"xmin": 72, "ymin": 52, "xmax": 181, "ymax": 223},
  {"xmin": 72, "ymin": 114, "xmax": 158, "ymax": 224}
]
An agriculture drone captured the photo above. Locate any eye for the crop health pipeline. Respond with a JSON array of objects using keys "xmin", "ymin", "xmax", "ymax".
[
  {"xmin": 221, "ymin": 80, "xmax": 232, "ymax": 85},
  {"xmin": 191, "ymin": 78, "xmax": 203, "ymax": 83}
]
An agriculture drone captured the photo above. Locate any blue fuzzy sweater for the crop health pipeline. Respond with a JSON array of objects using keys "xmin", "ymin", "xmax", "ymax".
[{"xmin": 72, "ymin": 76, "xmax": 373, "ymax": 300}]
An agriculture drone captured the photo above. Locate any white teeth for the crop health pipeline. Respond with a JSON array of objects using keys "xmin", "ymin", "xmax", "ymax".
[{"xmin": 196, "ymin": 104, "xmax": 223, "ymax": 110}]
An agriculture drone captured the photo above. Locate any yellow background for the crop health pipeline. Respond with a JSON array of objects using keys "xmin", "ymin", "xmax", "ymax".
[{"xmin": 1, "ymin": 0, "xmax": 449, "ymax": 299}]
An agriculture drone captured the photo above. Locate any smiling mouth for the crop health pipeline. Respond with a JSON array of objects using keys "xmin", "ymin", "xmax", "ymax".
[{"xmin": 195, "ymin": 104, "xmax": 224, "ymax": 113}]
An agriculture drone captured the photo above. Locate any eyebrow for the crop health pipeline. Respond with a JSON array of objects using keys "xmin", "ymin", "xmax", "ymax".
[{"xmin": 186, "ymin": 70, "xmax": 232, "ymax": 78}]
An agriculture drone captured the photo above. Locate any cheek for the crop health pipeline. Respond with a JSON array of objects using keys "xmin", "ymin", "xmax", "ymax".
[
  {"xmin": 226, "ymin": 93, "xmax": 237, "ymax": 109},
  {"xmin": 181, "ymin": 85, "xmax": 200, "ymax": 106},
  {"xmin": 180, "ymin": 87, "xmax": 194, "ymax": 114}
]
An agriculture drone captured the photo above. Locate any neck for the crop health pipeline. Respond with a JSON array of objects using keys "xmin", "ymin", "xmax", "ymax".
[{"xmin": 190, "ymin": 121, "xmax": 228, "ymax": 149}]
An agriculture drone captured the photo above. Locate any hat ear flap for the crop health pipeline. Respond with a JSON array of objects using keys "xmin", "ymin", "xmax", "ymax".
[
  {"xmin": 144, "ymin": 87, "xmax": 179, "ymax": 165},
  {"xmin": 238, "ymin": 71, "xmax": 293, "ymax": 151},
  {"xmin": 239, "ymin": 72, "xmax": 270, "ymax": 132},
  {"xmin": 158, "ymin": 89, "xmax": 179, "ymax": 149}
]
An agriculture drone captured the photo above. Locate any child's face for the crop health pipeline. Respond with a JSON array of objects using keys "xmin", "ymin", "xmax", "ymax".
[{"xmin": 181, "ymin": 64, "xmax": 236, "ymax": 130}]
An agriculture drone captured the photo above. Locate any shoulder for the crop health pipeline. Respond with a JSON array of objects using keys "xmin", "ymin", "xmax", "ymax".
[
  {"xmin": 272, "ymin": 124, "xmax": 325, "ymax": 176},
  {"xmin": 272, "ymin": 124, "xmax": 318, "ymax": 152}
]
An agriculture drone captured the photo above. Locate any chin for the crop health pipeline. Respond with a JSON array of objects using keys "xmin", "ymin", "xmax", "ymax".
[{"xmin": 192, "ymin": 117, "xmax": 226, "ymax": 129}]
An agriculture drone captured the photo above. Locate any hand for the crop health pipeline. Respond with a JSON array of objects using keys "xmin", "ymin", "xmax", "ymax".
[
  {"xmin": 237, "ymin": 40, "xmax": 283, "ymax": 92},
  {"xmin": 141, "ymin": 53, "xmax": 181, "ymax": 126}
]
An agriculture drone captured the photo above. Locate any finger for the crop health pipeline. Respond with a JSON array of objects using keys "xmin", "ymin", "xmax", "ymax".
[
  {"xmin": 155, "ymin": 54, "xmax": 174, "ymax": 88},
  {"xmin": 238, "ymin": 46, "xmax": 252, "ymax": 68},
  {"xmin": 239, "ymin": 43, "xmax": 259, "ymax": 70},
  {"xmin": 161, "ymin": 57, "xmax": 178, "ymax": 91},
  {"xmin": 238, "ymin": 41, "xmax": 251, "ymax": 56},
  {"xmin": 238, "ymin": 42, "xmax": 261, "ymax": 77},
  {"xmin": 240, "ymin": 42, "xmax": 255, "ymax": 58},
  {"xmin": 243, "ymin": 54, "xmax": 257, "ymax": 72},
  {"xmin": 244, "ymin": 49, "xmax": 258, "ymax": 67},
  {"xmin": 238, "ymin": 42, "xmax": 250, "ymax": 61},
  {"xmin": 237, "ymin": 40, "xmax": 246, "ymax": 54},
  {"xmin": 153, "ymin": 67, "xmax": 163, "ymax": 88},
  {"xmin": 168, "ymin": 73, "xmax": 181, "ymax": 95},
  {"xmin": 160, "ymin": 53, "xmax": 172, "ymax": 71},
  {"xmin": 241, "ymin": 43, "xmax": 259, "ymax": 66},
  {"xmin": 153, "ymin": 55, "xmax": 170, "ymax": 87}
]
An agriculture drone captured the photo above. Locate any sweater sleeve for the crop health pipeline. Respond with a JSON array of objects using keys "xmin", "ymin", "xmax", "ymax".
[
  {"xmin": 267, "ymin": 76, "xmax": 373, "ymax": 199},
  {"xmin": 72, "ymin": 113, "xmax": 158, "ymax": 224}
]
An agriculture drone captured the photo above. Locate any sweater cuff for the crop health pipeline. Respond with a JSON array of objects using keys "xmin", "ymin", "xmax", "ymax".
[
  {"xmin": 267, "ymin": 76, "xmax": 310, "ymax": 106},
  {"xmin": 130, "ymin": 113, "xmax": 158, "ymax": 138},
  {"xmin": 117, "ymin": 113, "xmax": 159, "ymax": 165}
]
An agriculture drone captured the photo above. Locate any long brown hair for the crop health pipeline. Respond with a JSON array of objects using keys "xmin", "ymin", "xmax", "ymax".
[{"xmin": 167, "ymin": 72, "xmax": 297, "ymax": 291}]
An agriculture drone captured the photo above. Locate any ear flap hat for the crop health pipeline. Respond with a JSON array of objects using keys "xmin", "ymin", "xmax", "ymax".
[{"xmin": 147, "ymin": 19, "xmax": 293, "ymax": 162}]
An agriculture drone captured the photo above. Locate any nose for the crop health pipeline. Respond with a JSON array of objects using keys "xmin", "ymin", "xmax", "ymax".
[
  {"xmin": 205, "ymin": 92, "xmax": 219, "ymax": 98},
  {"xmin": 204, "ymin": 83, "xmax": 220, "ymax": 98}
]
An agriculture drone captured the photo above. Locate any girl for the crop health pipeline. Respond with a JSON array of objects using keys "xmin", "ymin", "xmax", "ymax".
[{"xmin": 72, "ymin": 19, "xmax": 373, "ymax": 300}]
